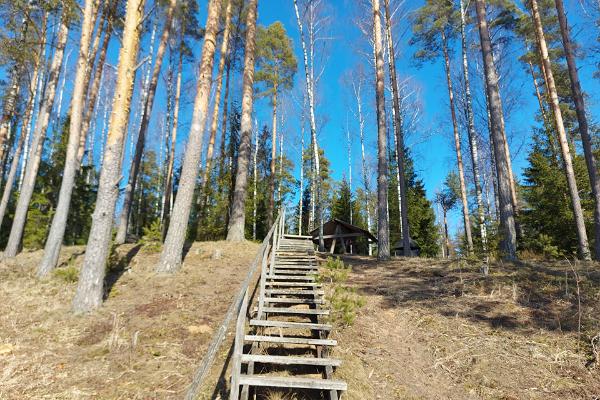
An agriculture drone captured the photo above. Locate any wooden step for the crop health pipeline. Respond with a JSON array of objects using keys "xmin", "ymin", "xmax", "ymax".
[
  {"xmin": 249, "ymin": 319, "xmax": 331, "ymax": 331},
  {"xmin": 241, "ymin": 354, "xmax": 341, "ymax": 367},
  {"xmin": 261, "ymin": 307, "xmax": 328, "ymax": 315},
  {"xmin": 244, "ymin": 335, "xmax": 337, "ymax": 346},
  {"xmin": 238, "ymin": 375, "xmax": 347, "ymax": 391},
  {"xmin": 267, "ymin": 275, "xmax": 315, "ymax": 281},
  {"xmin": 266, "ymin": 282, "xmax": 321, "ymax": 287},
  {"xmin": 265, "ymin": 289, "xmax": 324, "ymax": 295},
  {"xmin": 264, "ymin": 297, "xmax": 324, "ymax": 304},
  {"xmin": 272, "ymin": 269, "xmax": 318, "ymax": 274}
]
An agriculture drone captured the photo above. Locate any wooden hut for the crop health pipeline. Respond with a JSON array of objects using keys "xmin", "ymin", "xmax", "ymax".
[
  {"xmin": 310, "ymin": 219, "xmax": 377, "ymax": 254},
  {"xmin": 392, "ymin": 238, "xmax": 421, "ymax": 256}
]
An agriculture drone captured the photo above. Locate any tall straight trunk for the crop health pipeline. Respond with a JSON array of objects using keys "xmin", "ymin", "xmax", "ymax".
[
  {"xmin": 443, "ymin": 209, "xmax": 450, "ymax": 258},
  {"xmin": 225, "ymin": 0, "xmax": 258, "ymax": 242},
  {"xmin": 219, "ymin": 62, "xmax": 231, "ymax": 176},
  {"xmin": 115, "ymin": 0, "xmax": 177, "ymax": 245},
  {"xmin": 372, "ymin": 0, "xmax": 390, "ymax": 260},
  {"xmin": 157, "ymin": 0, "xmax": 223, "ymax": 270},
  {"xmin": 252, "ymin": 120, "xmax": 258, "ymax": 240},
  {"xmin": 0, "ymin": 53, "xmax": 42, "ymax": 228},
  {"xmin": 530, "ymin": 0, "xmax": 591, "ymax": 260},
  {"xmin": 460, "ymin": 0, "xmax": 487, "ymax": 255},
  {"xmin": 298, "ymin": 106, "xmax": 305, "ymax": 235},
  {"xmin": 201, "ymin": 0, "xmax": 232, "ymax": 196},
  {"xmin": 441, "ymin": 31, "xmax": 473, "ymax": 255},
  {"xmin": 555, "ymin": 0, "xmax": 600, "ymax": 259},
  {"xmin": 76, "ymin": 2, "xmax": 116, "ymax": 166},
  {"xmin": 162, "ymin": 31, "xmax": 183, "ymax": 236},
  {"xmin": 384, "ymin": 0, "xmax": 410, "ymax": 256},
  {"xmin": 267, "ymin": 89, "xmax": 278, "ymax": 229},
  {"xmin": 474, "ymin": 0, "xmax": 517, "ymax": 260},
  {"xmin": 293, "ymin": 0, "xmax": 324, "ymax": 250},
  {"xmin": 37, "ymin": 0, "xmax": 97, "ymax": 277},
  {"xmin": 278, "ymin": 111, "xmax": 284, "ymax": 203},
  {"xmin": 3, "ymin": 17, "xmax": 69, "ymax": 258},
  {"xmin": 72, "ymin": 0, "xmax": 146, "ymax": 312}
]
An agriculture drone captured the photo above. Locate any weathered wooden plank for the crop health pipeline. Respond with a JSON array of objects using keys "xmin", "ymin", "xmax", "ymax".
[
  {"xmin": 266, "ymin": 275, "xmax": 315, "ymax": 281},
  {"xmin": 265, "ymin": 289, "xmax": 324, "ymax": 295},
  {"xmin": 265, "ymin": 282, "xmax": 321, "ymax": 287},
  {"xmin": 238, "ymin": 375, "xmax": 347, "ymax": 391},
  {"xmin": 249, "ymin": 319, "xmax": 332, "ymax": 330},
  {"xmin": 260, "ymin": 307, "xmax": 328, "ymax": 315},
  {"xmin": 244, "ymin": 335, "xmax": 337, "ymax": 346},
  {"xmin": 264, "ymin": 297, "xmax": 324, "ymax": 304},
  {"xmin": 241, "ymin": 354, "xmax": 341, "ymax": 367}
]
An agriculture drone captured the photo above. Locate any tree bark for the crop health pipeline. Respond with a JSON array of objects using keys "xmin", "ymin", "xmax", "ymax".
[
  {"xmin": 3, "ymin": 17, "xmax": 69, "ymax": 258},
  {"xmin": 115, "ymin": 0, "xmax": 177, "ymax": 245},
  {"xmin": 440, "ymin": 30, "xmax": 474, "ymax": 256},
  {"xmin": 37, "ymin": 0, "xmax": 97, "ymax": 276},
  {"xmin": 555, "ymin": 0, "xmax": 600, "ymax": 259},
  {"xmin": 252, "ymin": 120, "xmax": 258, "ymax": 240},
  {"xmin": 474, "ymin": 0, "xmax": 517, "ymax": 260},
  {"xmin": 226, "ymin": 0, "xmax": 258, "ymax": 242},
  {"xmin": 530, "ymin": 0, "xmax": 591, "ymax": 260},
  {"xmin": 162, "ymin": 29, "xmax": 184, "ymax": 238},
  {"xmin": 156, "ymin": 0, "xmax": 223, "ymax": 270},
  {"xmin": 459, "ymin": 0, "xmax": 487, "ymax": 256},
  {"xmin": 384, "ymin": 0, "xmax": 411, "ymax": 256},
  {"xmin": 72, "ymin": 0, "xmax": 146, "ymax": 312},
  {"xmin": 200, "ymin": 0, "xmax": 232, "ymax": 199},
  {"xmin": 267, "ymin": 89, "xmax": 278, "ymax": 229},
  {"xmin": 372, "ymin": 0, "xmax": 390, "ymax": 260}
]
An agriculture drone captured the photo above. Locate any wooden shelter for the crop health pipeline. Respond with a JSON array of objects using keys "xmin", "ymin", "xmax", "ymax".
[
  {"xmin": 310, "ymin": 219, "xmax": 377, "ymax": 254},
  {"xmin": 393, "ymin": 238, "xmax": 421, "ymax": 256}
]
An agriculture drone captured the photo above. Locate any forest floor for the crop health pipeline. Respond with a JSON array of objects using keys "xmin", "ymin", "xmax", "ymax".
[
  {"xmin": 1, "ymin": 245, "xmax": 600, "ymax": 399},
  {"xmin": 0, "ymin": 240, "xmax": 260, "ymax": 399}
]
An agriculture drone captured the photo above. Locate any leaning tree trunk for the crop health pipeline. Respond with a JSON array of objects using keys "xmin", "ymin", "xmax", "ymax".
[
  {"xmin": 267, "ymin": 88, "xmax": 278, "ymax": 229},
  {"xmin": 384, "ymin": 0, "xmax": 411, "ymax": 256},
  {"xmin": 0, "ymin": 75, "xmax": 21, "ymax": 178},
  {"xmin": 115, "ymin": 0, "xmax": 177, "ymax": 245},
  {"xmin": 72, "ymin": 0, "xmax": 146, "ymax": 312},
  {"xmin": 293, "ymin": 0, "xmax": 324, "ymax": 250},
  {"xmin": 372, "ymin": 0, "xmax": 390, "ymax": 260},
  {"xmin": 226, "ymin": 0, "xmax": 258, "ymax": 242},
  {"xmin": 162, "ymin": 29, "xmax": 184, "ymax": 237},
  {"xmin": 200, "ymin": 0, "xmax": 233, "ymax": 201},
  {"xmin": 441, "ymin": 30, "xmax": 474, "ymax": 256},
  {"xmin": 460, "ymin": 0, "xmax": 487, "ymax": 256},
  {"xmin": 3, "ymin": 17, "xmax": 69, "ymax": 258},
  {"xmin": 474, "ymin": 0, "xmax": 517, "ymax": 260},
  {"xmin": 156, "ymin": 0, "xmax": 223, "ymax": 270},
  {"xmin": 37, "ymin": 0, "xmax": 97, "ymax": 277},
  {"xmin": 530, "ymin": 0, "xmax": 591, "ymax": 260},
  {"xmin": 555, "ymin": 0, "xmax": 600, "ymax": 259}
]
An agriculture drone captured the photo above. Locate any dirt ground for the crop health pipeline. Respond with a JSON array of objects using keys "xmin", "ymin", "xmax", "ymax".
[
  {"xmin": 0, "ymin": 240, "xmax": 259, "ymax": 399},
  {"xmin": 332, "ymin": 256, "xmax": 600, "ymax": 400}
]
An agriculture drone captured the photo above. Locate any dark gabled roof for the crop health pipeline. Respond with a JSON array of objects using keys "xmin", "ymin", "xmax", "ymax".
[
  {"xmin": 309, "ymin": 218, "xmax": 378, "ymax": 243},
  {"xmin": 393, "ymin": 238, "xmax": 421, "ymax": 250}
]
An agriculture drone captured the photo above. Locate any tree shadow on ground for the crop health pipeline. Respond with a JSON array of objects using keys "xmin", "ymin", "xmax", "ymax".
[
  {"xmin": 103, "ymin": 244, "xmax": 142, "ymax": 299},
  {"xmin": 339, "ymin": 255, "xmax": 599, "ymax": 335}
]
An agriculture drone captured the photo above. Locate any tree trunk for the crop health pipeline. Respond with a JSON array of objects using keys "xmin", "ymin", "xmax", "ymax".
[
  {"xmin": 115, "ymin": 0, "xmax": 177, "ymax": 245},
  {"xmin": 372, "ymin": 0, "xmax": 390, "ymax": 260},
  {"xmin": 156, "ymin": 0, "xmax": 223, "ymax": 270},
  {"xmin": 293, "ymin": 0, "xmax": 324, "ymax": 250},
  {"xmin": 441, "ymin": 30, "xmax": 474, "ymax": 256},
  {"xmin": 443, "ymin": 209, "xmax": 450, "ymax": 258},
  {"xmin": 530, "ymin": 0, "xmax": 591, "ymax": 260},
  {"xmin": 267, "ymin": 89, "xmax": 278, "ymax": 229},
  {"xmin": 37, "ymin": 0, "xmax": 97, "ymax": 276},
  {"xmin": 459, "ymin": 0, "xmax": 487, "ymax": 256},
  {"xmin": 72, "ymin": 0, "xmax": 146, "ymax": 312},
  {"xmin": 474, "ymin": 0, "xmax": 517, "ymax": 260},
  {"xmin": 384, "ymin": 0, "xmax": 410, "ymax": 257},
  {"xmin": 252, "ymin": 120, "xmax": 258, "ymax": 240},
  {"xmin": 0, "ymin": 77, "xmax": 21, "ymax": 177},
  {"xmin": 3, "ymin": 17, "xmax": 69, "ymax": 258},
  {"xmin": 555, "ymin": 0, "xmax": 600, "ymax": 259},
  {"xmin": 218, "ymin": 62, "xmax": 231, "ymax": 177},
  {"xmin": 225, "ymin": 0, "xmax": 258, "ymax": 242},
  {"xmin": 200, "ymin": 0, "xmax": 232, "ymax": 199},
  {"xmin": 162, "ymin": 30, "xmax": 184, "ymax": 238}
]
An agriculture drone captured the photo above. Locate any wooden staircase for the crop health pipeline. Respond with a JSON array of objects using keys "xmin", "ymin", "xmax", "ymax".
[{"xmin": 230, "ymin": 213, "xmax": 347, "ymax": 399}]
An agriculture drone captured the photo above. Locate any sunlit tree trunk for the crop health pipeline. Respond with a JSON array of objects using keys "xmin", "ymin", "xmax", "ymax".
[
  {"xmin": 37, "ymin": 0, "xmax": 97, "ymax": 276},
  {"xmin": 72, "ymin": 0, "xmax": 146, "ymax": 311},
  {"xmin": 459, "ymin": 0, "xmax": 487, "ymax": 256},
  {"xmin": 555, "ymin": 0, "xmax": 600, "ymax": 259},
  {"xmin": 3, "ymin": 17, "xmax": 69, "ymax": 258},
  {"xmin": 157, "ymin": 0, "xmax": 223, "ymax": 269},
  {"xmin": 252, "ymin": 120, "xmax": 258, "ymax": 240},
  {"xmin": 474, "ymin": 0, "xmax": 517, "ymax": 260},
  {"xmin": 372, "ymin": 0, "xmax": 390, "ymax": 260},
  {"xmin": 115, "ymin": 0, "xmax": 177, "ymax": 245},
  {"xmin": 530, "ymin": 0, "xmax": 590, "ymax": 260},
  {"xmin": 226, "ymin": 0, "xmax": 258, "ymax": 242},
  {"xmin": 267, "ymin": 88, "xmax": 278, "ymax": 229}
]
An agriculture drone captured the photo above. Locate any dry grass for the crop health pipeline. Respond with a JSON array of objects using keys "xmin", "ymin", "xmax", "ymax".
[{"xmin": 0, "ymin": 240, "xmax": 259, "ymax": 399}]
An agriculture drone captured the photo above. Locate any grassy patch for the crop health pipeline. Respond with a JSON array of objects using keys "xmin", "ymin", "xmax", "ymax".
[
  {"xmin": 52, "ymin": 265, "xmax": 79, "ymax": 283},
  {"xmin": 319, "ymin": 257, "xmax": 365, "ymax": 327}
]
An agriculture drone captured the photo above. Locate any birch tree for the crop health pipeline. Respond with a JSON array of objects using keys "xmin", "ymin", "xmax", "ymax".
[{"xmin": 72, "ymin": 0, "xmax": 146, "ymax": 312}]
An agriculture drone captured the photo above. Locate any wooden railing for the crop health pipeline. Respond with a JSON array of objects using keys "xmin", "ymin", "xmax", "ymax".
[
  {"xmin": 229, "ymin": 209, "xmax": 285, "ymax": 400},
  {"xmin": 184, "ymin": 210, "xmax": 284, "ymax": 400}
]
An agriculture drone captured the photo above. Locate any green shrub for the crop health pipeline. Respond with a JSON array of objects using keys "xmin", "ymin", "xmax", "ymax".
[
  {"xmin": 139, "ymin": 219, "xmax": 162, "ymax": 252},
  {"xmin": 319, "ymin": 257, "xmax": 364, "ymax": 326},
  {"xmin": 53, "ymin": 266, "xmax": 79, "ymax": 283}
]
